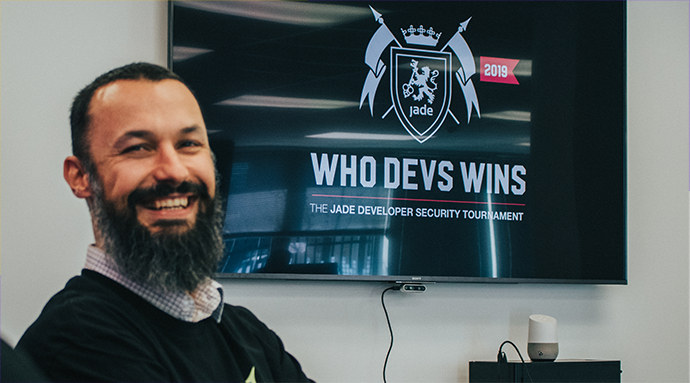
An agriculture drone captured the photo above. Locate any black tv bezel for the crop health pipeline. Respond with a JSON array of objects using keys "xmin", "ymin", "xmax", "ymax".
[{"xmin": 168, "ymin": 0, "xmax": 628, "ymax": 285}]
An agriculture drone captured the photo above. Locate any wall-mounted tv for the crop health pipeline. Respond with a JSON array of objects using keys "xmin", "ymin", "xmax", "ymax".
[{"xmin": 169, "ymin": 1, "xmax": 627, "ymax": 284}]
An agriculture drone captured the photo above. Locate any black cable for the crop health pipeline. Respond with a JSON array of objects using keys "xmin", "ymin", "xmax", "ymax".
[
  {"xmin": 381, "ymin": 285, "xmax": 400, "ymax": 383},
  {"xmin": 497, "ymin": 340, "xmax": 534, "ymax": 383}
]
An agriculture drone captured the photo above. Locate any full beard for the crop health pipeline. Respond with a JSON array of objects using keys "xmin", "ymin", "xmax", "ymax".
[{"xmin": 89, "ymin": 175, "xmax": 225, "ymax": 293}]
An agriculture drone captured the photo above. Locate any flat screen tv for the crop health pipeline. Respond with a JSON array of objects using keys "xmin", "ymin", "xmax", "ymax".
[{"xmin": 169, "ymin": 1, "xmax": 627, "ymax": 284}]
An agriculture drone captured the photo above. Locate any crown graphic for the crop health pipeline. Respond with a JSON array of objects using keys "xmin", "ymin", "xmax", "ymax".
[{"xmin": 401, "ymin": 25, "xmax": 442, "ymax": 47}]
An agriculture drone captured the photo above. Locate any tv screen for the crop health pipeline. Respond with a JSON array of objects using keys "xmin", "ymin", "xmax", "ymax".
[{"xmin": 169, "ymin": 1, "xmax": 627, "ymax": 284}]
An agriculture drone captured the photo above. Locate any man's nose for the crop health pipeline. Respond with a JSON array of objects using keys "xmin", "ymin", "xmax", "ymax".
[{"xmin": 152, "ymin": 144, "xmax": 190, "ymax": 184}]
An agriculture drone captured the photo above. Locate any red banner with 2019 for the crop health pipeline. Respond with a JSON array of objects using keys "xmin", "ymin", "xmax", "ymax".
[{"xmin": 480, "ymin": 56, "xmax": 520, "ymax": 85}]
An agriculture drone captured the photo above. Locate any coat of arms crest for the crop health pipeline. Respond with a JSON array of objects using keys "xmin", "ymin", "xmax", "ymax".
[{"xmin": 359, "ymin": 6, "xmax": 481, "ymax": 143}]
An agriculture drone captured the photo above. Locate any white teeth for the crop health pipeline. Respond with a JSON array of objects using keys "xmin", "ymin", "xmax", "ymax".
[{"xmin": 153, "ymin": 197, "xmax": 189, "ymax": 210}]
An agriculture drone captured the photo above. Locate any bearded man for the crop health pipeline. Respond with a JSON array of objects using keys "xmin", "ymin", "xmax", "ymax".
[{"xmin": 16, "ymin": 63, "xmax": 312, "ymax": 383}]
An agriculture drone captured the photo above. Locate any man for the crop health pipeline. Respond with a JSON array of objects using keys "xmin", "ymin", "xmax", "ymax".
[{"xmin": 16, "ymin": 63, "xmax": 312, "ymax": 382}]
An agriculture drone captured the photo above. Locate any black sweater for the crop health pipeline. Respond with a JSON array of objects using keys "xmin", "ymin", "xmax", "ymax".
[{"xmin": 16, "ymin": 270, "xmax": 312, "ymax": 382}]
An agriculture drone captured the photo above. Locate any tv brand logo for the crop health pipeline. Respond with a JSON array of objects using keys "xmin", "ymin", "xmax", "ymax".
[{"xmin": 359, "ymin": 6, "xmax": 480, "ymax": 143}]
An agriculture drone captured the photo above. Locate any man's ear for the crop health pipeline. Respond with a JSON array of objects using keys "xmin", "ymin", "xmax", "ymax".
[{"xmin": 64, "ymin": 156, "xmax": 93, "ymax": 199}]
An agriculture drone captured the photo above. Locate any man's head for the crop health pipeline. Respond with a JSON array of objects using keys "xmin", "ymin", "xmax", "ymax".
[
  {"xmin": 63, "ymin": 63, "xmax": 224, "ymax": 292},
  {"xmin": 70, "ymin": 63, "xmax": 185, "ymax": 169}
]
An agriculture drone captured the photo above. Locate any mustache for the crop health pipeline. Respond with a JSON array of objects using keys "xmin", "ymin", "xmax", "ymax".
[{"xmin": 127, "ymin": 181, "xmax": 210, "ymax": 209}]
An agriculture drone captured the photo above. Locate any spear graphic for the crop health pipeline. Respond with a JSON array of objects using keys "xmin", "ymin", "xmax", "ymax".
[
  {"xmin": 359, "ymin": 6, "xmax": 400, "ymax": 117},
  {"xmin": 443, "ymin": 17, "xmax": 481, "ymax": 123}
]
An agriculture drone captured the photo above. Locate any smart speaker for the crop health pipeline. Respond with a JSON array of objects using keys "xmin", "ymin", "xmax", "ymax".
[{"xmin": 527, "ymin": 314, "xmax": 558, "ymax": 362}]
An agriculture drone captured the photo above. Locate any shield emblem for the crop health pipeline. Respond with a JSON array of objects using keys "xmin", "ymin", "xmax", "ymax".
[{"xmin": 391, "ymin": 47, "xmax": 452, "ymax": 143}]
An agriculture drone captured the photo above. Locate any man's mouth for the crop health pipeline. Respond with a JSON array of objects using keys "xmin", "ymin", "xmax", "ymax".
[
  {"xmin": 144, "ymin": 196, "xmax": 193, "ymax": 211},
  {"xmin": 128, "ymin": 181, "xmax": 209, "ymax": 219}
]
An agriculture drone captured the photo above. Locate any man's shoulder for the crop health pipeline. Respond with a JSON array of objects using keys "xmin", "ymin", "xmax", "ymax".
[
  {"xmin": 37, "ymin": 270, "xmax": 142, "ymax": 318},
  {"xmin": 16, "ymin": 271, "xmax": 169, "ymax": 381},
  {"xmin": 220, "ymin": 303, "xmax": 267, "ymax": 329},
  {"xmin": 217, "ymin": 303, "xmax": 284, "ymax": 348},
  {"xmin": 221, "ymin": 302, "xmax": 255, "ymax": 319},
  {"xmin": 18, "ymin": 270, "xmax": 153, "ymax": 350}
]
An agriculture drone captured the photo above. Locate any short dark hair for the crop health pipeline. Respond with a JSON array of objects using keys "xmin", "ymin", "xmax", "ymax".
[{"xmin": 70, "ymin": 62, "xmax": 186, "ymax": 167}]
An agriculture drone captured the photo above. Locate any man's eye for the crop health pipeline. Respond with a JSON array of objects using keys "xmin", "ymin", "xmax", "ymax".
[
  {"xmin": 179, "ymin": 140, "xmax": 201, "ymax": 149},
  {"xmin": 121, "ymin": 145, "xmax": 146, "ymax": 154}
]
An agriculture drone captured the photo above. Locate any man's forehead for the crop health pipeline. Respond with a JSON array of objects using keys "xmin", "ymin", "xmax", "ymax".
[
  {"xmin": 92, "ymin": 78, "xmax": 191, "ymax": 105},
  {"xmin": 93, "ymin": 80, "xmax": 126, "ymax": 103},
  {"xmin": 86, "ymin": 78, "xmax": 206, "ymax": 142},
  {"xmin": 88, "ymin": 79, "xmax": 201, "ymax": 121}
]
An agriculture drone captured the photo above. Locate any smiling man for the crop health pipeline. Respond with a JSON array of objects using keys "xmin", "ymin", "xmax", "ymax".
[{"xmin": 16, "ymin": 63, "xmax": 312, "ymax": 383}]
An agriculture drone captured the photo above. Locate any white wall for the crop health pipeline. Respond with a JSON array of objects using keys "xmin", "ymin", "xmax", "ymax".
[{"xmin": 1, "ymin": 2, "xmax": 688, "ymax": 382}]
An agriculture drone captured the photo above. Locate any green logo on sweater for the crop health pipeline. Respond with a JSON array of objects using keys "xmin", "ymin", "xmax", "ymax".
[{"xmin": 245, "ymin": 366, "xmax": 256, "ymax": 383}]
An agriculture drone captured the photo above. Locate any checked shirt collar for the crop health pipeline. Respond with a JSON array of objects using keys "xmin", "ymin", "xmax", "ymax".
[{"xmin": 84, "ymin": 245, "xmax": 224, "ymax": 323}]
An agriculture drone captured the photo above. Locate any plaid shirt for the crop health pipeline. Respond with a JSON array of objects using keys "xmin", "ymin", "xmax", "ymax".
[{"xmin": 84, "ymin": 246, "xmax": 224, "ymax": 323}]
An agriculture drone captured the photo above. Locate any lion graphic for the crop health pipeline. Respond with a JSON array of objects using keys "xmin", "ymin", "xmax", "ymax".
[{"xmin": 402, "ymin": 59, "xmax": 439, "ymax": 104}]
